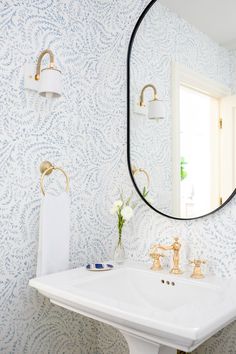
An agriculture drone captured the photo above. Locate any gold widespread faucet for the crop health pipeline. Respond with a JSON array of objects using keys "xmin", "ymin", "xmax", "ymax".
[
  {"xmin": 150, "ymin": 237, "xmax": 207, "ymax": 279},
  {"xmin": 157, "ymin": 237, "xmax": 183, "ymax": 275}
]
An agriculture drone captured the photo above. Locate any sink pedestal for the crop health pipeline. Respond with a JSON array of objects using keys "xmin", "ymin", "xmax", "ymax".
[{"xmin": 120, "ymin": 330, "xmax": 176, "ymax": 354}]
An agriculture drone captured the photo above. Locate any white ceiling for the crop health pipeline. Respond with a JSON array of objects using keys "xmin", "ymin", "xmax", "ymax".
[{"xmin": 159, "ymin": 0, "xmax": 236, "ymax": 49}]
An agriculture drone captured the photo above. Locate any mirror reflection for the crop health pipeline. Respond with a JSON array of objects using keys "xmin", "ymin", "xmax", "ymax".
[{"xmin": 129, "ymin": 0, "xmax": 236, "ymax": 219}]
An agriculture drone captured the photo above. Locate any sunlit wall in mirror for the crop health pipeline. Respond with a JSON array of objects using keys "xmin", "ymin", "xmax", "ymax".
[{"xmin": 179, "ymin": 86, "xmax": 218, "ymax": 218}]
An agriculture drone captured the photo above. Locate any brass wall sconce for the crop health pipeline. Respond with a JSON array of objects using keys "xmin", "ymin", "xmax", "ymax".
[
  {"xmin": 139, "ymin": 84, "xmax": 165, "ymax": 120},
  {"xmin": 40, "ymin": 161, "xmax": 69, "ymax": 196},
  {"xmin": 24, "ymin": 49, "xmax": 62, "ymax": 98}
]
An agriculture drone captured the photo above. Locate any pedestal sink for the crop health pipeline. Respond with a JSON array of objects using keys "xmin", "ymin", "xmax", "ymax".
[{"xmin": 29, "ymin": 263, "xmax": 236, "ymax": 354}]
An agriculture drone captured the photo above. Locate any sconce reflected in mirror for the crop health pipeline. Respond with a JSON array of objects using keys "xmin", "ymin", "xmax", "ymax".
[
  {"xmin": 139, "ymin": 84, "xmax": 165, "ymax": 120},
  {"xmin": 24, "ymin": 49, "xmax": 62, "ymax": 98}
]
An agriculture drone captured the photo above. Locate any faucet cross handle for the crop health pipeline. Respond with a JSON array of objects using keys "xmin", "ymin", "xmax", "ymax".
[
  {"xmin": 150, "ymin": 243, "xmax": 159, "ymax": 254},
  {"xmin": 189, "ymin": 259, "xmax": 207, "ymax": 279},
  {"xmin": 174, "ymin": 236, "xmax": 181, "ymax": 246},
  {"xmin": 149, "ymin": 244, "xmax": 165, "ymax": 271}
]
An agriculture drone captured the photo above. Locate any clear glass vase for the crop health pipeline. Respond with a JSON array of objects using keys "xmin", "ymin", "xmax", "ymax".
[{"xmin": 113, "ymin": 239, "xmax": 126, "ymax": 265}]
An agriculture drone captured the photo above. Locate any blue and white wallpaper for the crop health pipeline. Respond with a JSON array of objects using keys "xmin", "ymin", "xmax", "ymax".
[{"xmin": 0, "ymin": 1, "xmax": 236, "ymax": 354}]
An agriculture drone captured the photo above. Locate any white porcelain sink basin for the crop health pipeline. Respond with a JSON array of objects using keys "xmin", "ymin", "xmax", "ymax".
[{"xmin": 29, "ymin": 263, "xmax": 236, "ymax": 354}]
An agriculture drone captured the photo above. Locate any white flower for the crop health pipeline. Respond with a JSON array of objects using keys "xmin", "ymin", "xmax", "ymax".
[
  {"xmin": 114, "ymin": 200, "xmax": 123, "ymax": 209},
  {"xmin": 121, "ymin": 206, "xmax": 133, "ymax": 221},
  {"xmin": 110, "ymin": 200, "xmax": 123, "ymax": 215}
]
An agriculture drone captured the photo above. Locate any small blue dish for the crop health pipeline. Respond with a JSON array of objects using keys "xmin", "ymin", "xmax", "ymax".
[{"xmin": 86, "ymin": 263, "xmax": 114, "ymax": 271}]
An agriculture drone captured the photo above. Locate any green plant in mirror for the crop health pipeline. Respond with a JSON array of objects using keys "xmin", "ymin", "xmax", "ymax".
[
  {"xmin": 180, "ymin": 157, "xmax": 188, "ymax": 181},
  {"xmin": 142, "ymin": 186, "xmax": 149, "ymax": 199}
]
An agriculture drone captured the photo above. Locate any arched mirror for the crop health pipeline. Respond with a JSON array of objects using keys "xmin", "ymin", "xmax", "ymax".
[{"xmin": 128, "ymin": 0, "xmax": 236, "ymax": 220}]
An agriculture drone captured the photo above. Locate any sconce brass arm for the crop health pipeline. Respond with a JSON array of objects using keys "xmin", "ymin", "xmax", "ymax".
[
  {"xmin": 35, "ymin": 49, "xmax": 55, "ymax": 81},
  {"xmin": 140, "ymin": 84, "xmax": 158, "ymax": 107}
]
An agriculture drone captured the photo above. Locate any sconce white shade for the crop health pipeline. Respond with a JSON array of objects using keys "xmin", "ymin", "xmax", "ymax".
[
  {"xmin": 38, "ymin": 68, "xmax": 62, "ymax": 98},
  {"xmin": 24, "ymin": 49, "xmax": 62, "ymax": 98},
  {"xmin": 148, "ymin": 99, "xmax": 165, "ymax": 120}
]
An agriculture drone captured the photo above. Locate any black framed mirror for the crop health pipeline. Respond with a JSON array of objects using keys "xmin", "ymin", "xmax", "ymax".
[{"xmin": 127, "ymin": 0, "xmax": 236, "ymax": 220}]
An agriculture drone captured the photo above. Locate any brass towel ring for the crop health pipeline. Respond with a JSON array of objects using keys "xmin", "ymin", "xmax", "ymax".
[
  {"xmin": 40, "ymin": 161, "xmax": 69, "ymax": 196},
  {"xmin": 131, "ymin": 165, "xmax": 150, "ymax": 189}
]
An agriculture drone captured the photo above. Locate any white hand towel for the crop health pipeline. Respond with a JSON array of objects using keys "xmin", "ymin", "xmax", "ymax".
[{"xmin": 37, "ymin": 192, "xmax": 70, "ymax": 277}]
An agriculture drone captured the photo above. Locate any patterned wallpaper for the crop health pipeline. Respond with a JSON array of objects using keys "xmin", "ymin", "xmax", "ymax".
[{"xmin": 0, "ymin": 1, "xmax": 236, "ymax": 354}]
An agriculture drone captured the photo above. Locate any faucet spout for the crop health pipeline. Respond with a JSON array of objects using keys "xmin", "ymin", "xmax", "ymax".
[
  {"xmin": 158, "ymin": 237, "xmax": 183, "ymax": 275},
  {"xmin": 158, "ymin": 245, "xmax": 173, "ymax": 251}
]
